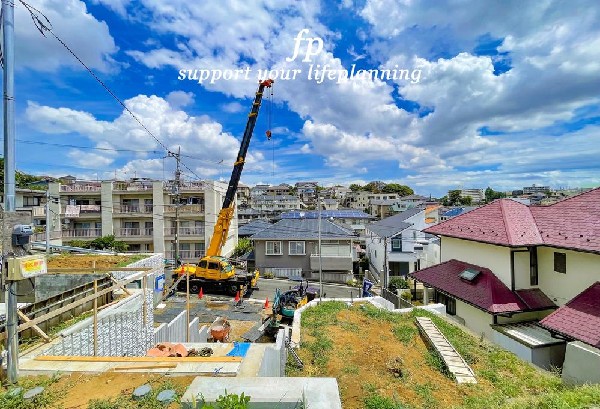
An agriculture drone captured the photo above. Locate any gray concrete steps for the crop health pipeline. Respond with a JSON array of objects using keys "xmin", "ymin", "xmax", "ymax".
[{"xmin": 416, "ymin": 317, "xmax": 477, "ymax": 384}]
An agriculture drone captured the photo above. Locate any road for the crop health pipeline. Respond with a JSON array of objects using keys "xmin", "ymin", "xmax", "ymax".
[{"xmin": 250, "ymin": 278, "xmax": 362, "ymax": 301}]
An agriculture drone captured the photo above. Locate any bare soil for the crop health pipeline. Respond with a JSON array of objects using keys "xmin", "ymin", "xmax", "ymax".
[
  {"xmin": 54, "ymin": 373, "xmax": 195, "ymax": 408},
  {"xmin": 47, "ymin": 254, "xmax": 140, "ymax": 269},
  {"xmin": 294, "ymin": 306, "xmax": 493, "ymax": 409}
]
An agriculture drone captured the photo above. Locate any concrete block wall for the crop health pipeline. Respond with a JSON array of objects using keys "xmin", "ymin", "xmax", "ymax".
[
  {"xmin": 258, "ymin": 329, "xmax": 287, "ymax": 377},
  {"xmin": 153, "ymin": 310, "xmax": 201, "ymax": 343},
  {"xmin": 43, "ymin": 292, "xmax": 154, "ymax": 357}
]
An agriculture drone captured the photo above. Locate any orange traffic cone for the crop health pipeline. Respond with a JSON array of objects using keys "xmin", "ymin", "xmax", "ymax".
[
  {"xmin": 264, "ymin": 297, "xmax": 269, "ymax": 309},
  {"xmin": 234, "ymin": 291, "xmax": 240, "ymax": 303},
  {"xmin": 198, "ymin": 287, "xmax": 204, "ymax": 299}
]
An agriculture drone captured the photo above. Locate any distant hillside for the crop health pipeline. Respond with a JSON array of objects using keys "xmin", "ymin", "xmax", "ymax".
[{"xmin": 0, "ymin": 157, "xmax": 51, "ymax": 192}]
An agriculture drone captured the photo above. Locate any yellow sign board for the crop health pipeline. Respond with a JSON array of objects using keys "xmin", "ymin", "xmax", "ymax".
[{"xmin": 7, "ymin": 255, "xmax": 48, "ymax": 280}]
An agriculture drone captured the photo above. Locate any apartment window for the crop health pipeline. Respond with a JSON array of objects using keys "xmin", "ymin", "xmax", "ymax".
[
  {"xmin": 391, "ymin": 239, "xmax": 402, "ymax": 252},
  {"xmin": 23, "ymin": 196, "xmax": 41, "ymax": 206},
  {"xmin": 289, "ymin": 241, "xmax": 305, "ymax": 255},
  {"xmin": 266, "ymin": 241, "xmax": 282, "ymax": 255},
  {"xmin": 554, "ymin": 252, "xmax": 566, "ymax": 274}
]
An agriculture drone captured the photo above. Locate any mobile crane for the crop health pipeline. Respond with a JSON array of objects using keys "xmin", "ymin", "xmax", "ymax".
[{"xmin": 173, "ymin": 79, "xmax": 274, "ymax": 296}]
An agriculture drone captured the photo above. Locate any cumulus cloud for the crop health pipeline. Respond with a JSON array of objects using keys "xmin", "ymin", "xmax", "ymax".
[
  {"xmin": 221, "ymin": 102, "xmax": 245, "ymax": 113},
  {"xmin": 15, "ymin": 0, "xmax": 118, "ymax": 72},
  {"xmin": 25, "ymin": 94, "xmax": 270, "ymax": 180},
  {"xmin": 166, "ymin": 91, "xmax": 195, "ymax": 108}
]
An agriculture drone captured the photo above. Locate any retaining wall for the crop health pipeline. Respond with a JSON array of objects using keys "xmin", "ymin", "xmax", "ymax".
[
  {"xmin": 154, "ymin": 312, "xmax": 202, "ymax": 343},
  {"xmin": 42, "ymin": 292, "xmax": 154, "ymax": 357},
  {"xmin": 258, "ymin": 329, "xmax": 287, "ymax": 377}
]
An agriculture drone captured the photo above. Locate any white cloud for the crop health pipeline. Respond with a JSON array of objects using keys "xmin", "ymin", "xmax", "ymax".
[
  {"xmin": 67, "ymin": 150, "xmax": 114, "ymax": 168},
  {"xmin": 25, "ymin": 94, "xmax": 271, "ymax": 180},
  {"xmin": 15, "ymin": 0, "xmax": 118, "ymax": 72},
  {"xmin": 166, "ymin": 91, "xmax": 195, "ymax": 108},
  {"xmin": 90, "ymin": 0, "xmax": 130, "ymax": 17},
  {"xmin": 221, "ymin": 102, "xmax": 244, "ymax": 113}
]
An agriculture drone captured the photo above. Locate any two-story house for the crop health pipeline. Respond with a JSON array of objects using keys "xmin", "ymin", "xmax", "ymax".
[
  {"xmin": 365, "ymin": 208, "xmax": 439, "ymax": 287},
  {"xmin": 252, "ymin": 219, "xmax": 356, "ymax": 283},
  {"xmin": 410, "ymin": 188, "xmax": 600, "ymax": 377}
]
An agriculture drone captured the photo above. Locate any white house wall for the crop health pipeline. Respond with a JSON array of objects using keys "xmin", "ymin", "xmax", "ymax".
[
  {"xmin": 441, "ymin": 237, "xmax": 512, "ymax": 288},
  {"xmin": 537, "ymin": 247, "xmax": 600, "ymax": 306},
  {"xmin": 455, "ymin": 299, "xmax": 494, "ymax": 339}
]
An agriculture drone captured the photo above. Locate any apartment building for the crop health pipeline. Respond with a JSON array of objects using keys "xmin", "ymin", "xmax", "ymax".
[
  {"xmin": 344, "ymin": 191, "xmax": 399, "ymax": 211},
  {"xmin": 458, "ymin": 188, "xmax": 485, "ymax": 203},
  {"xmin": 48, "ymin": 178, "xmax": 235, "ymax": 263},
  {"xmin": 250, "ymin": 195, "xmax": 301, "ymax": 213}
]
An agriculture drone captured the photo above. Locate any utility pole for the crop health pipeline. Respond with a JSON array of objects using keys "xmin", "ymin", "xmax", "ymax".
[
  {"xmin": 45, "ymin": 189, "xmax": 50, "ymax": 254},
  {"xmin": 383, "ymin": 237, "xmax": 388, "ymax": 291},
  {"xmin": 3, "ymin": 0, "xmax": 18, "ymax": 383},
  {"xmin": 317, "ymin": 184, "xmax": 323, "ymax": 301}
]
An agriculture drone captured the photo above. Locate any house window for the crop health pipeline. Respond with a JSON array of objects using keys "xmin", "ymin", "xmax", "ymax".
[
  {"xmin": 23, "ymin": 196, "xmax": 41, "ymax": 206},
  {"xmin": 289, "ymin": 241, "xmax": 305, "ymax": 255},
  {"xmin": 391, "ymin": 239, "xmax": 402, "ymax": 252},
  {"xmin": 554, "ymin": 252, "xmax": 566, "ymax": 274},
  {"xmin": 266, "ymin": 241, "xmax": 282, "ymax": 255},
  {"xmin": 446, "ymin": 297, "xmax": 456, "ymax": 315}
]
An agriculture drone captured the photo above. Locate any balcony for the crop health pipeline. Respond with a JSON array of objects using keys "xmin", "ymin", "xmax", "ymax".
[
  {"xmin": 164, "ymin": 227, "xmax": 205, "ymax": 236},
  {"xmin": 32, "ymin": 206, "xmax": 46, "ymax": 217},
  {"xmin": 113, "ymin": 181, "xmax": 153, "ymax": 192},
  {"xmin": 310, "ymin": 254, "xmax": 353, "ymax": 271},
  {"xmin": 62, "ymin": 228, "xmax": 102, "ymax": 238},
  {"xmin": 118, "ymin": 228, "xmax": 153, "ymax": 237},
  {"xmin": 60, "ymin": 184, "xmax": 101, "ymax": 193},
  {"xmin": 62, "ymin": 204, "xmax": 101, "ymax": 217},
  {"xmin": 165, "ymin": 250, "xmax": 205, "ymax": 260},
  {"xmin": 115, "ymin": 204, "xmax": 153, "ymax": 214},
  {"xmin": 163, "ymin": 204, "xmax": 204, "ymax": 214}
]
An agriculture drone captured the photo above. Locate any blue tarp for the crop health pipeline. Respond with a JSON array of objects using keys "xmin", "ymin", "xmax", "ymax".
[{"xmin": 226, "ymin": 342, "xmax": 251, "ymax": 358}]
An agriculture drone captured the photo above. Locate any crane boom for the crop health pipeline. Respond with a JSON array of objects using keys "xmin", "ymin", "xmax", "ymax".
[{"xmin": 206, "ymin": 79, "xmax": 274, "ymax": 257}]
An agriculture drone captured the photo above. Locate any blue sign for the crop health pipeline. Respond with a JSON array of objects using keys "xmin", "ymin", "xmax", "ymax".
[
  {"xmin": 155, "ymin": 273, "xmax": 165, "ymax": 292},
  {"xmin": 362, "ymin": 279, "xmax": 373, "ymax": 297}
]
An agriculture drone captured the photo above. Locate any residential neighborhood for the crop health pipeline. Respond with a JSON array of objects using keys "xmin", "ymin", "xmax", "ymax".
[{"xmin": 0, "ymin": 0, "xmax": 599, "ymax": 407}]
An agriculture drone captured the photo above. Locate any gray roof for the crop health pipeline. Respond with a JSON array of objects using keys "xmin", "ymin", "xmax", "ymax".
[
  {"xmin": 251, "ymin": 219, "xmax": 356, "ymax": 240},
  {"xmin": 238, "ymin": 219, "xmax": 272, "ymax": 236},
  {"xmin": 366, "ymin": 207, "xmax": 424, "ymax": 238},
  {"xmin": 252, "ymin": 195, "xmax": 298, "ymax": 201}
]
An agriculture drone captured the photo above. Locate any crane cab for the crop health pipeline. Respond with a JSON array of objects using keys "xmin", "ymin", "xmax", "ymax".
[{"xmin": 197, "ymin": 256, "xmax": 236, "ymax": 281}]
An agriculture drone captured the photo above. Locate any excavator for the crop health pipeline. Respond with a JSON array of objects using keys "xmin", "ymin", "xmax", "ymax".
[{"xmin": 172, "ymin": 79, "xmax": 274, "ymax": 296}]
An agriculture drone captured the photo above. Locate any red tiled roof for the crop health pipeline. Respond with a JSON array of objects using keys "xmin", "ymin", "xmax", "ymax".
[
  {"xmin": 515, "ymin": 288, "xmax": 557, "ymax": 310},
  {"xmin": 424, "ymin": 187, "xmax": 600, "ymax": 253},
  {"xmin": 530, "ymin": 188, "xmax": 600, "ymax": 253},
  {"xmin": 410, "ymin": 259, "xmax": 528, "ymax": 314},
  {"xmin": 539, "ymin": 282, "xmax": 600, "ymax": 348}
]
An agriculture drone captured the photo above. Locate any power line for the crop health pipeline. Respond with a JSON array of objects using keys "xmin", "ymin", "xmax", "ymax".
[{"xmin": 17, "ymin": 0, "xmax": 207, "ymax": 183}]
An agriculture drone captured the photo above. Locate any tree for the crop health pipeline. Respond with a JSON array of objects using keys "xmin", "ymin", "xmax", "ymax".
[
  {"xmin": 364, "ymin": 181, "xmax": 386, "ymax": 193},
  {"xmin": 90, "ymin": 235, "xmax": 129, "ymax": 252},
  {"xmin": 485, "ymin": 187, "xmax": 507, "ymax": 203},
  {"xmin": 349, "ymin": 184, "xmax": 362, "ymax": 192},
  {"xmin": 232, "ymin": 238, "xmax": 252, "ymax": 258},
  {"xmin": 447, "ymin": 190, "xmax": 462, "ymax": 206},
  {"xmin": 459, "ymin": 196, "xmax": 473, "ymax": 205},
  {"xmin": 382, "ymin": 183, "xmax": 414, "ymax": 197}
]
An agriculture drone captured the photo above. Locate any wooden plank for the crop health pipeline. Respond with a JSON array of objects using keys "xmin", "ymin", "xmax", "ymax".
[
  {"xmin": 35, "ymin": 355, "xmax": 243, "ymax": 363},
  {"xmin": 109, "ymin": 276, "xmax": 132, "ymax": 295},
  {"xmin": 17, "ymin": 311, "xmax": 50, "ymax": 342},
  {"xmin": 111, "ymin": 364, "xmax": 177, "ymax": 371}
]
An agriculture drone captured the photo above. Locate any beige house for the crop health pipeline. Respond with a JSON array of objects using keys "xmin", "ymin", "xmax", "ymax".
[{"xmin": 411, "ymin": 188, "xmax": 600, "ymax": 375}]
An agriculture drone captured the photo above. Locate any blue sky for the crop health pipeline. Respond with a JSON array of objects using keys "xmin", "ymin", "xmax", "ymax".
[{"xmin": 3, "ymin": 0, "xmax": 600, "ymax": 196}]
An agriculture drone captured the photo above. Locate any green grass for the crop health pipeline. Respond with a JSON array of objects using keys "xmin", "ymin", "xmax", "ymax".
[
  {"xmin": 0, "ymin": 374, "xmax": 61, "ymax": 409},
  {"xmin": 116, "ymin": 254, "xmax": 147, "ymax": 267},
  {"xmin": 296, "ymin": 301, "xmax": 600, "ymax": 409},
  {"xmin": 87, "ymin": 379, "xmax": 185, "ymax": 409}
]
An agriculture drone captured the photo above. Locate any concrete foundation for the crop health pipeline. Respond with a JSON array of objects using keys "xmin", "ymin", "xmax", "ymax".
[
  {"xmin": 562, "ymin": 341, "xmax": 600, "ymax": 385},
  {"xmin": 181, "ymin": 377, "xmax": 342, "ymax": 409}
]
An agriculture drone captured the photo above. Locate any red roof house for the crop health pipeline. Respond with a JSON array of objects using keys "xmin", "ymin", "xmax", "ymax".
[
  {"xmin": 410, "ymin": 259, "xmax": 555, "ymax": 314},
  {"xmin": 425, "ymin": 187, "xmax": 600, "ymax": 253},
  {"xmin": 540, "ymin": 282, "xmax": 600, "ymax": 348}
]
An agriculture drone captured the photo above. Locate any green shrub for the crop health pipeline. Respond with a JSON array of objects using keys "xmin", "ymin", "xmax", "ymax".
[{"xmin": 388, "ymin": 277, "xmax": 410, "ymax": 290}]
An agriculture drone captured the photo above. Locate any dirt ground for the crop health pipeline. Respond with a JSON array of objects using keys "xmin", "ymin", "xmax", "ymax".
[
  {"xmin": 46, "ymin": 254, "xmax": 141, "ymax": 269},
  {"xmin": 294, "ymin": 306, "xmax": 491, "ymax": 409},
  {"xmin": 26, "ymin": 373, "xmax": 196, "ymax": 408}
]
